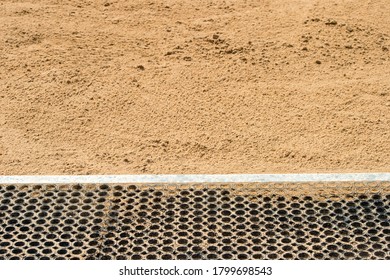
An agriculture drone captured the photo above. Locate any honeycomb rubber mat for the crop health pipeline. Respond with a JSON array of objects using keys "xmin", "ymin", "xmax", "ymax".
[{"xmin": 0, "ymin": 182, "xmax": 389, "ymax": 260}]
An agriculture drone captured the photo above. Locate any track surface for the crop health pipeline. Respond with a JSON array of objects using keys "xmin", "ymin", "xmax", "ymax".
[
  {"xmin": 0, "ymin": 182, "xmax": 389, "ymax": 260},
  {"xmin": 1, "ymin": 0, "xmax": 390, "ymax": 174}
]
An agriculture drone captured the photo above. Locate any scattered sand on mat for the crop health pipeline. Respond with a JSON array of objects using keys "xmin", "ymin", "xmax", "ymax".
[{"xmin": 0, "ymin": 0, "xmax": 389, "ymax": 174}]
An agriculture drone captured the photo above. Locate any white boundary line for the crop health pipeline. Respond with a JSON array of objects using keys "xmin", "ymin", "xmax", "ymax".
[{"xmin": 0, "ymin": 173, "xmax": 389, "ymax": 184}]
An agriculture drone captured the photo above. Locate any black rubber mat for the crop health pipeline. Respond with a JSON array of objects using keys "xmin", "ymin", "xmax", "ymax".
[{"xmin": 0, "ymin": 182, "xmax": 389, "ymax": 260}]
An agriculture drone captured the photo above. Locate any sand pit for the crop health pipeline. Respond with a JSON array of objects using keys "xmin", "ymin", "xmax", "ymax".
[{"xmin": 0, "ymin": 0, "xmax": 389, "ymax": 174}]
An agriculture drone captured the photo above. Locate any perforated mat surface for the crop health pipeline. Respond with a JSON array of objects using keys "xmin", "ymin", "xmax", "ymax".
[{"xmin": 0, "ymin": 182, "xmax": 389, "ymax": 260}]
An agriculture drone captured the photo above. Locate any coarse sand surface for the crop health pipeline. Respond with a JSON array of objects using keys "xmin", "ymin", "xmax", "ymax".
[{"xmin": 0, "ymin": 0, "xmax": 389, "ymax": 175}]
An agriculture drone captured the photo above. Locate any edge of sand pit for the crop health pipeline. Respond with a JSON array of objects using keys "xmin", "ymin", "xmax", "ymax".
[{"xmin": 0, "ymin": 173, "xmax": 389, "ymax": 184}]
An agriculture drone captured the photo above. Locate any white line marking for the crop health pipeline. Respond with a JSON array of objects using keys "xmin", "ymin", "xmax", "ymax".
[{"xmin": 0, "ymin": 173, "xmax": 389, "ymax": 184}]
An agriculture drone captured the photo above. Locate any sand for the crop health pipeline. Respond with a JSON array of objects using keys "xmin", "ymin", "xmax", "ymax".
[{"xmin": 0, "ymin": 0, "xmax": 389, "ymax": 175}]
